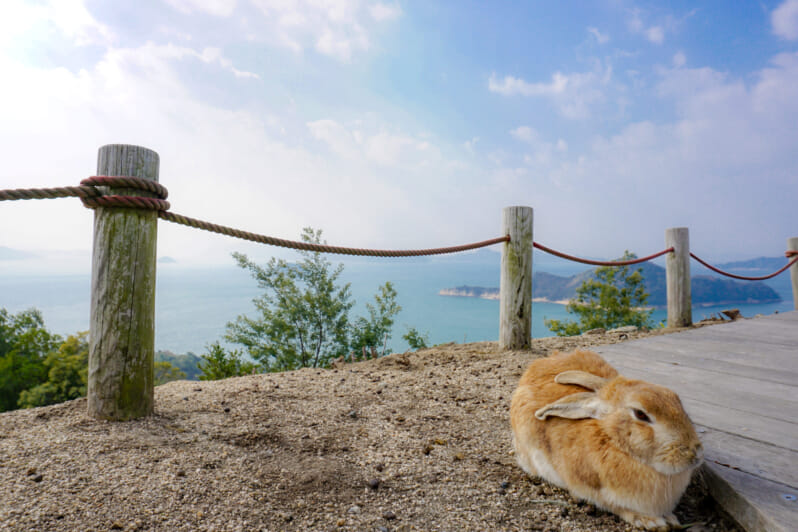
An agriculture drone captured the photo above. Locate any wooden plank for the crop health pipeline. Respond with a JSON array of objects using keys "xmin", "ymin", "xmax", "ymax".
[
  {"xmin": 702, "ymin": 462, "xmax": 797, "ymax": 532},
  {"xmin": 698, "ymin": 426, "xmax": 798, "ymax": 488},
  {"xmin": 596, "ymin": 347, "xmax": 798, "ymax": 420},
  {"xmin": 595, "ymin": 313, "xmax": 798, "ymax": 531},
  {"xmin": 596, "ymin": 343, "xmax": 798, "ymax": 386},
  {"xmin": 607, "ymin": 336, "xmax": 798, "ymax": 373}
]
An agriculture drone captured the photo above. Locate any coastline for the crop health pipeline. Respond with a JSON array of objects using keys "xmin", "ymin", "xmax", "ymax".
[
  {"xmin": 438, "ymin": 288, "xmax": 778, "ymax": 310},
  {"xmin": 438, "ymin": 288, "xmax": 570, "ymax": 305}
]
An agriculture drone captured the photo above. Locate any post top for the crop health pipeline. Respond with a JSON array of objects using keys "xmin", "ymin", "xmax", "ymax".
[{"xmin": 97, "ymin": 144, "xmax": 160, "ymax": 180}]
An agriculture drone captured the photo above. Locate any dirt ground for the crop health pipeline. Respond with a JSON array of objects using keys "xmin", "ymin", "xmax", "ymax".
[{"xmin": 0, "ymin": 323, "xmax": 743, "ymax": 531}]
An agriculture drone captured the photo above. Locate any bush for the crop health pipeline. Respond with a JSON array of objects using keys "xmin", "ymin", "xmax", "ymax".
[{"xmin": 545, "ymin": 251, "xmax": 654, "ymax": 336}]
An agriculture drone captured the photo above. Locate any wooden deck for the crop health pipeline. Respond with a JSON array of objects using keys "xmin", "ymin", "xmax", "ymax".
[{"xmin": 595, "ymin": 311, "xmax": 798, "ymax": 532}]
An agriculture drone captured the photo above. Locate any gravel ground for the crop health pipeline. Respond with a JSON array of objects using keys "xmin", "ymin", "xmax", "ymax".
[{"xmin": 0, "ymin": 323, "xmax": 743, "ymax": 532}]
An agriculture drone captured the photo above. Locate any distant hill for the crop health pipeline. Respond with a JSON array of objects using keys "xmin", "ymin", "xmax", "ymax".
[
  {"xmin": 716, "ymin": 256, "xmax": 790, "ymax": 272},
  {"xmin": 0, "ymin": 246, "xmax": 36, "ymax": 260},
  {"xmin": 155, "ymin": 351, "xmax": 202, "ymax": 380},
  {"xmin": 440, "ymin": 262, "xmax": 781, "ymax": 308}
]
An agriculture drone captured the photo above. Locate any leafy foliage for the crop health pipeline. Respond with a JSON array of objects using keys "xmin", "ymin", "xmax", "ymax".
[
  {"xmin": 154, "ymin": 360, "xmax": 187, "ymax": 386},
  {"xmin": 350, "ymin": 282, "xmax": 401, "ymax": 359},
  {"xmin": 155, "ymin": 351, "xmax": 203, "ymax": 380},
  {"xmin": 545, "ymin": 251, "xmax": 654, "ymax": 336},
  {"xmin": 225, "ymin": 228, "xmax": 406, "ymax": 371},
  {"xmin": 0, "ymin": 308, "xmax": 62, "ymax": 412},
  {"xmin": 402, "ymin": 327, "xmax": 429, "ymax": 350},
  {"xmin": 18, "ymin": 332, "xmax": 89, "ymax": 409},
  {"xmin": 198, "ymin": 342, "xmax": 258, "ymax": 380}
]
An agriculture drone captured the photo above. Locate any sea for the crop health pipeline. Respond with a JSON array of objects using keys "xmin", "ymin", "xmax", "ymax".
[{"xmin": 0, "ymin": 253, "xmax": 794, "ymax": 355}]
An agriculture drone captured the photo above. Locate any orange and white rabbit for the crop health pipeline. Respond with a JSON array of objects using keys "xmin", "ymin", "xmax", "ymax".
[{"xmin": 510, "ymin": 349, "xmax": 704, "ymax": 531}]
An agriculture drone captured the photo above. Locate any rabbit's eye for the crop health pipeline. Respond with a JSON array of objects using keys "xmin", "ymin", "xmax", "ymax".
[{"xmin": 633, "ymin": 409, "xmax": 651, "ymax": 423}]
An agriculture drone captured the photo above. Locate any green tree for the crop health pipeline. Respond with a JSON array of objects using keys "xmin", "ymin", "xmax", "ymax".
[
  {"xmin": 350, "ymin": 282, "xmax": 402, "ymax": 359},
  {"xmin": 545, "ymin": 251, "xmax": 654, "ymax": 336},
  {"xmin": 154, "ymin": 360, "xmax": 187, "ymax": 386},
  {"xmin": 18, "ymin": 332, "xmax": 89, "ymax": 409},
  {"xmin": 402, "ymin": 327, "xmax": 429, "ymax": 350},
  {"xmin": 0, "ymin": 308, "xmax": 61, "ymax": 412},
  {"xmin": 198, "ymin": 342, "xmax": 258, "ymax": 380},
  {"xmin": 225, "ymin": 228, "xmax": 355, "ymax": 371}
]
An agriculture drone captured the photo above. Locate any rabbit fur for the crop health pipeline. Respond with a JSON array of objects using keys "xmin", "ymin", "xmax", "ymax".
[{"xmin": 510, "ymin": 349, "xmax": 704, "ymax": 531}]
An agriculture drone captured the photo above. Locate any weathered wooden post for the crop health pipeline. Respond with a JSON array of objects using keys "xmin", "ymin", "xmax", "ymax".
[
  {"xmin": 788, "ymin": 237, "xmax": 798, "ymax": 311},
  {"xmin": 88, "ymin": 144, "xmax": 160, "ymax": 420},
  {"xmin": 500, "ymin": 206, "xmax": 533, "ymax": 350},
  {"xmin": 665, "ymin": 227, "xmax": 692, "ymax": 328}
]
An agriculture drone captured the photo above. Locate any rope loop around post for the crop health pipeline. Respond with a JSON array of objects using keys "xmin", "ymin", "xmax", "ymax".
[{"xmin": 79, "ymin": 176, "xmax": 171, "ymax": 211}]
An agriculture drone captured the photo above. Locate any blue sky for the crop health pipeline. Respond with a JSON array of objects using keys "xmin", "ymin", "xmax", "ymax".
[{"xmin": 1, "ymin": 0, "xmax": 797, "ymax": 273}]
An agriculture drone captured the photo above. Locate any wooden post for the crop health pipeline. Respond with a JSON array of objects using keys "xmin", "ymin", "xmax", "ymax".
[
  {"xmin": 788, "ymin": 237, "xmax": 798, "ymax": 311},
  {"xmin": 87, "ymin": 144, "xmax": 160, "ymax": 420},
  {"xmin": 666, "ymin": 227, "xmax": 692, "ymax": 328},
  {"xmin": 500, "ymin": 206, "xmax": 533, "ymax": 350}
]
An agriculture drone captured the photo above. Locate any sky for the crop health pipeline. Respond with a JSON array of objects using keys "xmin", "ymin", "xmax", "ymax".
[{"xmin": 1, "ymin": 0, "xmax": 797, "ymax": 274}]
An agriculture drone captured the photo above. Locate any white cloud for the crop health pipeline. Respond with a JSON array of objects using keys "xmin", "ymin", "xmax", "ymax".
[
  {"xmin": 672, "ymin": 51, "xmax": 686, "ymax": 67},
  {"xmin": 0, "ymin": 0, "xmax": 112, "ymax": 48},
  {"xmin": 488, "ymin": 64, "xmax": 612, "ymax": 119},
  {"xmin": 510, "ymin": 126, "xmax": 540, "ymax": 144},
  {"xmin": 490, "ymin": 53, "xmax": 798, "ymax": 259},
  {"xmin": 315, "ymin": 24, "xmax": 369, "ymax": 61},
  {"xmin": 463, "ymin": 137, "xmax": 479, "ymax": 153},
  {"xmin": 646, "ymin": 26, "xmax": 664, "ymax": 44},
  {"xmin": 489, "ymin": 73, "xmax": 568, "ymax": 97},
  {"xmin": 165, "ymin": 0, "xmax": 237, "ymax": 16},
  {"xmin": 772, "ymin": 0, "xmax": 798, "ymax": 40},
  {"xmin": 249, "ymin": 0, "xmax": 396, "ymax": 61},
  {"xmin": 628, "ymin": 9, "xmax": 666, "ymax": 44},
  {"xmin": 587, "ymin": 27, "xmax": 609, "ymax": 44},
  {"xmin": 307, "ymin": 119, "xmax": 438, "ymax": 167},
  {"xmin": 370, "ymin": 2, "xmax": 402, "ymax": 21}
]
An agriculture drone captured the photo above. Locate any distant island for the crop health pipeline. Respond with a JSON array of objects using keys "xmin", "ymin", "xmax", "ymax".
[{"xmin": 440, "ymin": 260, "xmax": 782, "ymax": 308}]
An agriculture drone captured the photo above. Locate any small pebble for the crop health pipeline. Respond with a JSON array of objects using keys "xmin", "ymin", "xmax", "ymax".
[
  {"xmin": 375, "ymin": 463, "xmax": 385, "ymax": 472},
  {"xmin": 336, "ymin": 518, "xmax": 345, "ymax": 526},
  {"xmin": 501, "ymin": 481, "xmax": 510, "ymax": 489},
  {"xmin": 31, "ymin": 474, "xmax": 43, "ymax": 482},
  {"xmin": 368, "ymin": 478, "xmax": 380, "ymax": 490},
  {"xmin": 26, "ymin": 467, "xmax": 37, "ymax": 476},
  {"xmin": 176, "ymin": 470, "xmax": 186, "ymax": 478},
  {"xmin": 110, "ymin": 522, "xmax": 124, "ymax": 530},
  {"xmin": 347, "ymin": 505, "xmax": 361, "ymax": 514},
  {"xmin": 383, "ymin": 511, "xmax": 397, "ymax": 520},
  {"xmin": 224, "ymin": 407, "xmax": 231, "ymax": 413},
  {"xmin": 347, "ymin": 410, "xmax": 358, "ymax": 419}
]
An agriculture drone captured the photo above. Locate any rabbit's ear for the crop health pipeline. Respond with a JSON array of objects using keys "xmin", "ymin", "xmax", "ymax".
[
  {"xmin": 555, "ymin": 370, "xmax": 608, "ymax": 391},
  {"xmin": 535, "ymin": 392, "xmax": 608, "ymax": 420}
]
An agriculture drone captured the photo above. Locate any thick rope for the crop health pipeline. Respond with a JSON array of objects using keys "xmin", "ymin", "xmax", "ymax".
[
  {"xmin": 159, "ymin": 211, "xmax": 508, "ymax": 257},
  {"xmin": 533, "ymin": 241, "xmax": 674, "ymax": 266},
  {"xmin": 0, "ymin": 177, "xmax": 507, "ymax": 257},
  {"xmin": 690, "ymin": 253, "xmax": 798, "ymax": 281},
  {"xmin": 3, "ymin": 178, "xmax": 796, "ymax": 266}
]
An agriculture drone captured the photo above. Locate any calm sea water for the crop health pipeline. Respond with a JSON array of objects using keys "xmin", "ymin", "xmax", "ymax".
[{"xmin": 1, "ymin": 256, "xmax": 793, "ymax": 355}]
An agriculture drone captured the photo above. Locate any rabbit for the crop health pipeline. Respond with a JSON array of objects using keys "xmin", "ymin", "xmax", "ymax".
[{"xmin": 510, "ymin": 349, "xmax": 704, "ymax": 531}]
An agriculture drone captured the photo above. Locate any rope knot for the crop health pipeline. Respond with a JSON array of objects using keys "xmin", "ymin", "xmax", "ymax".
[{"xmin": 79, "ymin": 176, "xmax": 170, "ymax": 211}]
